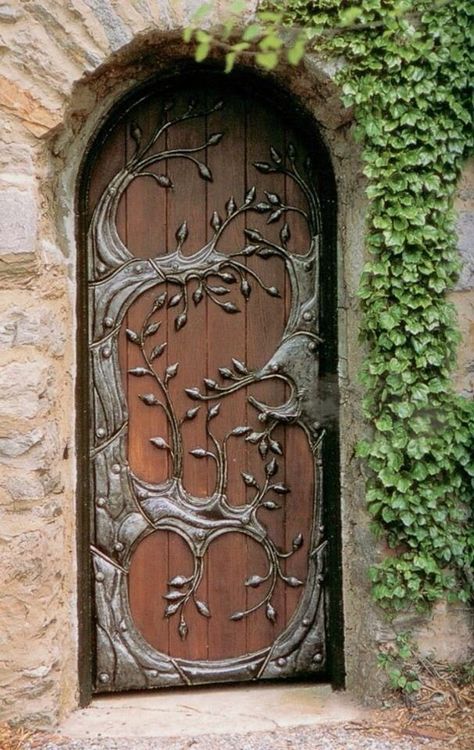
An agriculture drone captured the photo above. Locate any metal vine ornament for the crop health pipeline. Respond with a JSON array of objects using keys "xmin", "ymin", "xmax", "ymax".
[{"xmin": 89, "ymin": 94, "xmax": 327, "ymax": 691}]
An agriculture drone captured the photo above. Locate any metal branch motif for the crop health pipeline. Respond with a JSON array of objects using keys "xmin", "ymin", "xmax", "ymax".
[{"xmin": 89, "ymin": 95, "xmax": 327, "ymax": 691}]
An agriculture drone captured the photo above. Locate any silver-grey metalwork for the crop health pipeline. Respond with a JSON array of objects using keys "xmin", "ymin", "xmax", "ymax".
[{"xmin": 89, "ymin": 97, "xmax": 327, "ymax": 692}]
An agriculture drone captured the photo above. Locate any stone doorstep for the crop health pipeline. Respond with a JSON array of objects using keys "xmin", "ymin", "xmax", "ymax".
[{"xmin": 60, "ymin": 683, "xmax": 364, "ymax": 739}]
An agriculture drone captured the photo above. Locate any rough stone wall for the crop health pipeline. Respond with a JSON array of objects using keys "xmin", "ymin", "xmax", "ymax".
[{"xmin": 0, "ymin": 0, "xmax": 471, "ymax": 729}]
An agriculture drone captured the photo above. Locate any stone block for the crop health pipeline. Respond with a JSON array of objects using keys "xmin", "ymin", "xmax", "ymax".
[
  {"xmin": 0, "ymin": 362, "xmax": 52, "ymax": 420},
  {"xmin": 0, "ymin": 305, "xmax": 66, "ymax": 357},
  {"xmin": 0, "ymin": 189, "xmax": 37, "ymax": 254},
  {"xmin": 455, "ymin": 210, "xmax": 474, "ymax": 291},
  {"xmin": 0, "ymin": 423, "xmax": 59, "ymax": 469},
  {"xmin": 0, "ymin": 144, "xmax": 34, "ymax": 175}
]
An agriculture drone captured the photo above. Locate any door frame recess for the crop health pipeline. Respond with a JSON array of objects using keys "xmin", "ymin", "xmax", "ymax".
[{"xmin": 76, "ymin": 64, "xmax": 343, "ymax": 706}]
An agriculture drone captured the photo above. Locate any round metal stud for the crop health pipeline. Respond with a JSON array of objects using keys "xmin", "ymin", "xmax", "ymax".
[
  {"xmin": 102, "ymin": 346, "xmax": 111, "ymax": 359},
  {"xmin": 149, "ymin": 669, "xmax": 158, "ymax": 678},
  {"xmin": 103, "ymin": 317, "xmax": 113, "ymax": 328},
  {"xmin": 303, "ymin": 311, "xmax": 312, "ymax": 322},
  {"xmin": 120, "ymin": 621, "xmax": 127, "ymax": 631},
  {"xmin": 112, "ymin": 463, "xmax": 121, "ymax": 474},
  {"xmin": 313, "ymin": 421, "xmax": 321, "ymax": 431},
  {"xmin": 302, "ymin": 618, "xmax": 311, "ymax": 627},
  {"xmin": 96, "ymin": 572, "xmax": 105, "ymax": 582},
  {"xmin": 135, "ymin": 264, "xmax": 143, "ymax": 274},
  {"xmin": 196, "ymin": 530, "xmax": 205, "ymax": 540},
  {"xmin": 270, "ymin": 363, "xmax": 279, "ymax": 373},
  {"xmin": 313, "ymin": 652, "xmax": 323, "ymax": 663},
  {"xmin": 96, "ymin": 263, "xmax": 106, "ymax": 274},
  {"xmin": 305, "ymin": 261, "xmax": 313, "ymax": 272},
  {"xmin": 277, "ymin": 657, "xmax": 286, "ymax": 667},
  {"xmin": 319, "ymin": 525, "xmax": 325, "ymax": 533},
  {"xmin": 99, "ymin": 672, "xmax": 110, "ymax": 683},
  {"xmin": 114, "ymin": 542, "xmax": 124, "ymax": 552},
  {"xmin": 317, "ymin": 574, "xmax": 324, "ymax": 583},
  {"xmin": 137, "ymin": 489, "xmax": 148, "ymax": 500},
  {"xmin": 96, "ymin": 497, "xmax": 106, "ymax": 507},
  {"xmin": 308, "ymin": 342, "xmax": 317, "ymax": 353},
  {"xmin": 96, "ymin": 427, "xmax": 106, "ymax": 438}
]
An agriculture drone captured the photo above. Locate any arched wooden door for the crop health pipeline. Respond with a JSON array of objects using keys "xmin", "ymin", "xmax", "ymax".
[{"xmin": 83, "ymin": 73, "xmax": 338, "ymax": 693}]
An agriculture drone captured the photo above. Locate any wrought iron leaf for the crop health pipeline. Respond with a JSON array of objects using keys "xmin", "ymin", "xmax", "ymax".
[
  {"xmin": 292, "ymin": 533, "xmax": 304, "ymax": 550},
  {"xmin": 150, "ymin": 342, "xmax": 167, "ymax": 360},
  {"xmin": 280, "ymin": 222, "xmax": 291, "ymax": 244},
  {"xmin": 207, "ymin": 403, "xmax": 220, "ymax": 420},
  {"xmin": 257, "ymin": 247, "xmax": 275, "ymax": 258},
  {"xmin": 241, "ymin": 244, "xmax": 259, "ymax": 256},
  {"xmin": 178, "ymin": 618, "xmax": 188, "ymax": 640},
  {"xmin": 176, "ymin": 221, "xmax": 188, "ymax": 244},
  {"xmin": 265, "ymin": 458, "xmax": 278, "ymax": 477},
  {"xmin": 222, "ymin": 302, "xmax": 240, "ymax": 314},
  {"xmin": 195, "ymin": 600, "xmax": 211, "ymax": 618},
  {"xmin": 246, "ymin": 431, "xmax": 264, "ymax": 444},
  {"xmin": 154, "ymin": 174, "xmax": 172, "ymax": 188},
  {"xmin": 197, "ymin": 162, "xmax": 213, "ymax": 181},
  {"xmin": 226, "ymin": 196, "xmax": 236, "ymax": 216},
  {"xmin": 273, "ymin": 482, "xmax": 290, "ymax": 494},
  {"xmin": 286, "ymin": 576, "xmax": 303, "ymax": 587},
  {"xmin": 168, "ymin": 292, "xmax": 183, "ymax": 307},
  {"xmin": 130, "ymin": 122, "xmax": 142, "ymax": 149},
  {"xmin": 245, "ymin": 575, "xmax": 265, "ymax": 588},
  {"xmin": 210, "ymin": 211, "xmax": 222, "ymax": 232},
  {"xmin": 128, "ymin": 367, "xmax": 151, "ymax": 377},
  {"xmin": 253, "ymin": 161, "xmax": 274, "ymax": 173},
  {"xmin": 245, "ymin": 186, "xmax": 256, "ymax": 204},
  {"xmin": 193, "ymin": 286, "xmax": 204, "ymax": 305},
  {"xmin": 262, "ymin": 500, "xmax": 280, "ymax": 510},
  {"xmin": 165, "ymin": 602, "xmax": 181, "ymax": 617},
  {"xmin": 267, "ymin": 209, "xmax": 283, "ymax": 224},
  {"xmin": 266, "ymin": 602, "xmax": 277, "ymax": 622},
  {"xmin": 204, "ymin": 378, "xmax": 218, "ymax": 390},
  {"xmin": 144, "ymin": 321, "xmax": 160, "ymax": 337},
  {"xmin": 163, "ymin": 590, "xmax": 186, "ymax": 601},
  {"xmin": 168, "ymin": 575, "xmax": 192, "ymax": 587},
  {"xmin": 265, "ymin": 191, "xmax": 281, "ymax": 205},
  {"xmin": 267, "ymin": 286, "xmax": 281, "ymax": 297},
  {"xmin": 150, "ymin": 437, "xmax": 170, "ymax": 450},
  {"xmin": 230, "ymin": 611, "xmax": 244, "ymax": 621},
  {"xmin": 241, "ymin": 472, "xmax": 258, "ymax": 488},
  {"xmin": 185, "ymin": 387, "xmax": 203, "ymax": 400},
  {"xmin": 190, "ymin": 448, "xmax": 213, "ymax": 458},
  {"xmin": 165, "ymin": 362, "xmax": 179, "ymax": 382},
  {"xmin": 207, "ymin": 285, "xmax": 229, "ymax": 295},
  {"xmin": 258, "ymin": 439, "xmax": 268, "ymax": 458},
  {"xmin": 153, "ymin": 292, "xmax": 167, "ymax": 311},
  {"xmin": 184, "ymin": 406, "xmax": 200, "ymax": 420},
  {"xmin": 232, "ymin": 358, "xmax": 248, "ymax": 375},
  {"xmin": 269, "ymin": 438, "xmax": 283, "ymax": 455},
  {"xmin": 175, "ymin": 312, "xmax": 187, "ymax": 330},
  {"xmin": 287, "ymin": 143, "xmax": 296, "ymax": 158},
  {"xmin": 270, "ymin": 145, "xmax": 282, "ymax": 164},
  {"xmin": 255, "ymin": 202, "xmax": 272, "ymax": 212},
  {"xmin": 240, "ymin": 279, "xmax": 251, "ymax": 299},
  {"xmin": 207, "ymin": 132, "xmax": 223, "ymax": 146},
  {"xmin": 139, "ymin": 393, "xmax": 159, "ymax": 406},
  {"xmin": 218, "ymin": 272, "xmax": 237, "ymax": 283},
  {"xmin": 230, "ymin": 425, "xmax": 252, "ymax": 436},
  {"xmin": 126, "ymin": 329, "xmax": 140, "ymax": 343},
  {"xmin": 218, "ymin": 367, "xmax": 234, "ymax": 380},
  {"xmin": 244, "ymin": 228, "xmax": 263, "ymax": 242}
]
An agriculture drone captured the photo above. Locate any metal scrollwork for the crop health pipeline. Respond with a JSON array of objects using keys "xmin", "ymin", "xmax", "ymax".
[{"xmin": 89, "ymin": 95, "xmax": 327, "ymax": 691}]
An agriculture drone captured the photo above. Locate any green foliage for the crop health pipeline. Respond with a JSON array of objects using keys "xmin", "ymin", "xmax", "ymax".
[
  {"xmin": 378, "ymin": 632, "xmax": 422, "ymax": 694},
  {"xmin": 185, "ymin": 1, "xmax": 474, "ymax": 612}
]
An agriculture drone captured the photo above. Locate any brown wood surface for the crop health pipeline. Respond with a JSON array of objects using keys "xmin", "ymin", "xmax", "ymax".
[{"xmin": 88, "ymin": 81, "xmax": 315, "ymax": 668}]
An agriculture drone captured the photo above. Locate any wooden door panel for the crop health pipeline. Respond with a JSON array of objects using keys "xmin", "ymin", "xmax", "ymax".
[{"xmin": 87, "ymin": 77, "xmax": 328, "ymax": 692}]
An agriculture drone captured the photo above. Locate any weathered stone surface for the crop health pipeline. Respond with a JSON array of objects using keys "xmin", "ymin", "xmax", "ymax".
[
  {"xmin": 455, "ymin": 210, "xmax": 474, "ymax": 291},
  {"xmin": 0, "ymin": 305, "xmax": 66, "ymax": 357},
  {"xmin": 82, "ymin": 0, "xmax": 131, "ymax": 49},
  {"xmin": 0, "ymin": 144, "xmax": 34, "ymax": 175},
  {"xmin": 0, "ymin": 2, "xmax": 22, "ymax": 23},
  {"xmin": 449, "ymin": 288, "xmax": 474, "ymax": 396},
  {"xmin": 0, "ymin": 189, "xmax": 37, "ymax": 253},
  {"xmin": 0, "ymin": 361, "xmax": 52, "ymax": 419},
  {"xmin": 0, "ymin": 74, "xmax": 61, "ymax": 136}
]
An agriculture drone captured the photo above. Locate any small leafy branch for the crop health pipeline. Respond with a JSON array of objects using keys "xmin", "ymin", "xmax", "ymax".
[{"xmin": 378, "ymin": 632, "xmax": 422, "ymax": 696}]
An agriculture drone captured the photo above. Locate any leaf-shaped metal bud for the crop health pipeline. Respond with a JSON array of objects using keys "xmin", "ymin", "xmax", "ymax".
[
  {"xmin": 195, "ymin": 600, "xmax": 211, "ymax": 618},
  {"xmin": 211, "ymin": 211, "xmax": 222, "ymax": 232},
  {"xmin": 128, "ymin": 367, "xmax": 151, "ymax": 377},
  {"xmin": 266, "ymin": 457, "xmax": 278, "ymax": 477},
  {"xmin": 263, "ymin": 500, "xmax": 280, "ymax": 510},
  {"xmin": 185, "ymin": 406, "xmax": 200, "ymax": 420},
  {"xmin": 144, "ymin": 321, "xmax": 160, "ymax": 337},
  {"xmin": 267, "ymin": 286, "xmax": 281, "ymax": 297},
  {"xmin": 168, "ymin": 292, "xmax": 183, "ymax": 307},
  {"xmin": 165, "ymin": 363, "xmax": 179, "ymax": 383},
  {"xmin": 244, "ymin": 186, "xmax": 256, "ymax": 204},
  {"xmin": 164, "ymin": 99, "xmax": 174, "ymax": 112},
  {"xmin": 139, "ymin": 393, "xmax": 159, "ymax": 406},
  {"xmin": 193, "ymin": 286, "xmax": 204, "ymax": 307},
  {"xmin": 207, "ymin": 132, "xmax": 223, "ymax": 146},
  {"xmin": 267, "ymin": 209, "xmax": 283, "ymax": 224},
  {"xmin": 197, "ymin": 162, "xmax": 213, "ymax": 181},
  {"xmin": 178, "ymin": 618, "xmax": 188, "ymax": 640},
  {"xmin": 175, "ymin": 221, "xmax": 188, "ymax": 244},
  {"xmin": 240, "ymin": 279, "xmax": 251, "ymax": 299},
  {"xmin": 230, "ymin": 611, "xmax": 244, "ymax": 621},
  {"xmin": 155, "ymin": 175, "xmax": 172, "ymax": 188},
  {"xmin": 257, "ymin": 247, "xmax": 274, "ymax": 258},
  {"xmin": 212, "ymin": 99, "xmax": 224, "ymax": 111},
  {"xmin": 131, "ymin": 122, "xmax": 142, "ymax": 147},
  {"xmin": 241, "ymin": 472, "xmax": 258, "ymax": 487},
  {"xmin": 280, "ymin": 222, "xmax": 291, "ymax": 244},
  {"xmin": 245, "ymin": 575, "xmax": 265, "ymax": 588},
  {"xmin": 150, "ymin": 342, "xmax": 167, "ymax": 360},
  {"xmin": 241, "ymin": 244, "xmax": 259, "ymax": 256},
  {"xmin": 222, "ymin": 302, "xmax": 240, "ymax": 314},
  {"xmin": 168, "ymin": 575, "xmax": 191, "ymax": 587},
  {"xmin": 218, "ymin": 367, "xmax": 234, "ymax": 380},
  {"xmin": 163, "ymin": 590, "xmax": 186, "ymax": 601},
  {"xmin": 232, "ymin": 358, "xmax": 248, "ymax": 375},
  {"xmin": 207, "ymin": 285, "xmax": 229, "ymax": 295},
  {"xmin": 292, "ymin": 533, "xmax": 304, "ymax": 550},
  {"xmin": 149, "ymin": 436, "xmax": 170, "ymax": 450},
  {"xmin": 126, "ymin": 329, "xmax": 139, "ymax": 343},
  {"xmin": 226, "ymin": 196, "xmax": 236, "ymax": 216},
  {"xmin": 273, "ymin": 482, "xmax": 290, "ymax": 494},
  {"xmin": 287, "ymin": 142, "xmax": 296, "ymax": 158},
  {"xmin": 258, "ymin": 439, "xmax": 268, "ymax": 458},
  {"xmin": 207, "ymin": 403, "xmax": 220, "ymax": 420},
  {"xmin": 255, "ymin": 202, "xmax": 272, "ymax": 212},
  {"xmin": 286, "ymin": 576, "xmax": 303, "ymax": 587},
  {"xmin": 175, "ymin": 312, "xmax": 187, "ymax": 331},
  {"xmin": 270, "ymin": 145, "xmax": 282, "ymax": 164},
  {"xmin": 245, "ymin": 431, "xmax": 264, "ymax": 444},
  {"xmin": 231, "ymin": 426, "xmax": 252, "ymax": 436},
  {"xmin": 244, "ymin": 228, "xmax": 263, "ymax": 242},
  {"xmin": 185, "ymin": 387, "xmax": 203, "ymax": 400},
  {"xmin": 265, "ymin": 191, "xmax": 281, "ymax": 205},
  {"xmin": 190, "ymin": 448, "xmax": 210, "ymax": 458},
  {"xmin": 165, "ymin": 601, "xmax": 181, "ymax": 617},
  {"xmin": 269, "ymin": 438, "xmax": 283, "ymax": 455},
  {"xmin": 153, "ymin": 292, "xmax": 167, "ymax": 311},
  {"xmin": 266, "ymin": 602, "xmax": 277, "ymax": 622},
  {"xmin": 219, "ymin": 272, "xmax": 237, "ymax": 283},
  {"xmin": 253, "ymin": 161, "xmax": 273, "ymax": 173},
  {"xmin": 204, "ymin": 378, "xmax": 217, "ymax": 390}
]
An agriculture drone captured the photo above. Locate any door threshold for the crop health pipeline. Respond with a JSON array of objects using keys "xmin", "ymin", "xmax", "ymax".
[{"xmin": 61, "ymin": 682, "xmax": 363, "ymax": 739}]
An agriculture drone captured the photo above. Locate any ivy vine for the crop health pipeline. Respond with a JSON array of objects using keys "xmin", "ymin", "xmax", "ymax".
[{"xmin": 185, "ymin": 0, "xmax": 474, "ymax": 613}]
